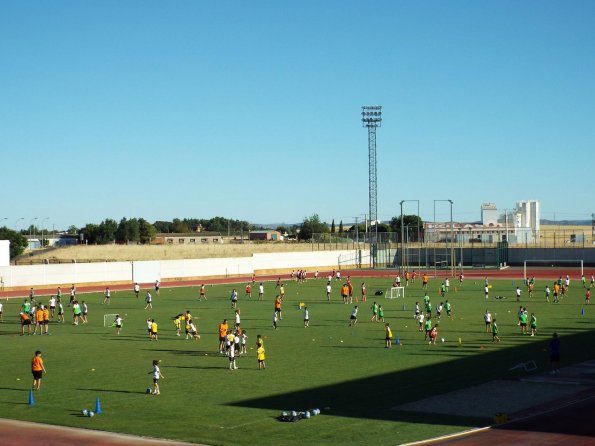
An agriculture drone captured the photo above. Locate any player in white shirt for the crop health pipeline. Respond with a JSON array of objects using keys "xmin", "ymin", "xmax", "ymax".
[
  {"xmin": 149, "ymin": 359, "xmax": 164, "ymax": 394},
  {"xmin": 115, "ymin": 315, "xmax": 123, "ymax": 335},
  {"xmin": 0, "ymin": 302, "xmax": 3, "ymax": 321},
  {"xmin": 258, "ymin": 283, "xmax": 264, "ymax": 301},
  {"xmin": 303, "ymin": 306, "xmax": 309, "ymax": 327},
  {"xmin": 145, "ymin": 292, "xmax": 152, "ymax": 309},
  {"xmin": 234, "ymin": 309, "xmax": 241, "ymax": 328},
  {"xmin": 103, "ymin": 287, "xmax": 111, "ymax": 305},
  {"xmin": 326, "ymin": 283, "xmax": 332, "ymax": 302},
  {"xmin": 417, "ymin": 312, "xmax": 425, "ymax": 331},
  {"xmin": 134, "ymin": 282, "xmax": 140, "ymax": 298},
  {"xmin": 49, "ymin": 296, "xmax": 56, "ymax": 318},
  {"xmin": 349, "ymin": 306, "xmax": 358, "ymax": 326},
  {"xmin": 484, "ymin": 310, "xmax": 492, "ymax": 332}
]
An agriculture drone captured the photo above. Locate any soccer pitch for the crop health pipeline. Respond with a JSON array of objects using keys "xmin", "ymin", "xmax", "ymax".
[{"xmin": 0, "ymin": 275, "xmax": 593, "ymax": 446}]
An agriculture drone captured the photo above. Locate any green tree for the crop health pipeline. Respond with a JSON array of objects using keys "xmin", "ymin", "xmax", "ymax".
[
  {"xmin": 389, "ymin": 215, "xmax": 424, "ymax": 241},
  {"xmin": 67, "ymin": 225, "xmax": 78, "ymax": 235},
  {"xmin": 172, "ymin": 218, "xmax": 190, "ymax": 233},
  {"xmin": 153, "ymin": 221, "xmax": 172, "ymax": 233},
  {"xmin": 80, "ymin": 223, "xmax": 99, "ymax": 244},
  {"xmin": 339, "ymin": 220, "xmax": 343, "ymax": 234},
  {"xmin": 298, "ymin": 214, "xmax": 329, "ymax": 241},
  {"xmin": 139, "ymin": 219, "xmax": 156, "ymax": 244},
  {"xmin": 0, "ymin": 226, "xmax": 28, "ymax": 259},
  {"xmin": 330, "ymin": 219, "xmax": 335, "ymax": 234},
  {"xmin": 97, "ymin": 219, "xmax": 118, "ymax": 244}
]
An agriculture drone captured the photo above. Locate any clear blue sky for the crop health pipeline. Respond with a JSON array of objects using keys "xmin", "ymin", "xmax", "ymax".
[{"xmin": 2, "ymin": 0, "xmax": 594, "ymax": 231}]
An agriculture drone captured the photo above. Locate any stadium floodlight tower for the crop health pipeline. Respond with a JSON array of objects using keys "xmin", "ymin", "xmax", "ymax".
[{"xmin": 362, "ymin": 105, "xmax": 382, "ymax": 268}]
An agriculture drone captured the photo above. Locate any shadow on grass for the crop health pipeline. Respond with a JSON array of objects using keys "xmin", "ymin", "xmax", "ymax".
[
  {"xmin": 76, "ymin": 387, "xmax": 145, "ymax": 394},
  {"xmin": 229, "ymin": 329, "xmax": 595, "ymax": 433},
  {"xmin": 0, "ymin": 387, "xmax": 29, "ymax": 392}
]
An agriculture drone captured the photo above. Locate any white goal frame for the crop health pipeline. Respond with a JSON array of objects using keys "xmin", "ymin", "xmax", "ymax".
[
  {"xmin": 386, "ymin": 286, "xmax": 405, "ymax": 299},
  {"xmin": 103, "ymin": 314, "xmax": 118, "ymax": 327},
  {"xmin": 523, "ymin": 259, "xmax": 583, "ymax": 279}
]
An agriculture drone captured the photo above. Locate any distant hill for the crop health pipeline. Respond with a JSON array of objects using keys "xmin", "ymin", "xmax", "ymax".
[{"xmin": 541, "ymin": 220, "xmax": 591, "ymax": 226}]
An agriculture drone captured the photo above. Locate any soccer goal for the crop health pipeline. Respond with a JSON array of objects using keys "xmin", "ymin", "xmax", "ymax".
[
  {"xmin": 523, "ymin": 259, "xmax": 584, "ymax": 279},
  {"xmin": 386, "ymin": 287, "xmax": 405, "ymax": 299},
  {"xmin": 103, "ymin": 314, "xmax": 118, "ymax": 327}
]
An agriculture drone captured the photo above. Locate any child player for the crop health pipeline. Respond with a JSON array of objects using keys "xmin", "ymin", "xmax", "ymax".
[{"xmin": 148, "ymin": 359, "xmax": 164, "ymax": 395}]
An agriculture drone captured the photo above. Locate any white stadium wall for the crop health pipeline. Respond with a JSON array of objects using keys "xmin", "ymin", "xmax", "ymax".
[
  {"xmin": 0, "ymin": 250, "xmax": 358, "ymax": 289},
  {"xmin": 0, "ymin": 240, "xmax": 9, "ymax": 267}
]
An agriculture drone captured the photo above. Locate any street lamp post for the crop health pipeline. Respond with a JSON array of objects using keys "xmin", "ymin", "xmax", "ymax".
[
  {"xmin": 0, "ymin": 217, "xmax": 7, "ymax": 227},
  {"xmin": 15, "ymin": 217, "xmax": 24, "ymax": 232},
  {"xmin": 29, "ymin": 218, "xmax": 38, "ymax": 250},
  {"xmin": 400, "ymin": 200, "xmax": 420, "ymax": 273},
  {"xmin": 433, "ymin": 200, "xmax": 454, "ymax": 277}
]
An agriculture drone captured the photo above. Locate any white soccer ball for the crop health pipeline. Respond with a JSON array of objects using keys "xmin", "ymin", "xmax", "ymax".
[
  {"xmin": 88, "ymin": 411, "xmax": 95, "ymax": 417},
  {"xmin": 82, "ymin": 409, "xmax": 88, "ymax": 416},
  {"xmin": 441, "ymin": 338, "xmax": 445, "ymax": 343}
]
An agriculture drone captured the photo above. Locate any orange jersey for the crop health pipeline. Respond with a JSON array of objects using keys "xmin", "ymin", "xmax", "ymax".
[
  {"xmin": 43, "ymin": 309, "xmax": 49, "ymax": 321},
  {"xmin": 36, "ymin": 309, "xmax": 44, "ymax": 322},
  {"xmin": 274, "ymin": 298, "xmax": 281, "ymax": 310},
  {"xmin": 218, "ymin": 323, "xmax": 228, "ymax": 338},
  {"xmin": 341, "ymin": 285, "xmax": 349, "ymax": 296},
  {"xmin": 200, "ymin": 286, "xmax": 205, "ymax": 295},
  {"xmin": 20, "ymin": 313, "xmax": 30, "ymax": 322},
  {"xmin": 31, "ymin": 356, "xmax": 44, "ymax": 372}
]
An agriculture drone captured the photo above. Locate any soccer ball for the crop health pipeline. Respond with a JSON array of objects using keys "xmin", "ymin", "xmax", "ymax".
[
  {"xmin": 146, "ymin": 387, "xmax": 152, "ymax": 394},
  {"xmin": 441, "ymin": 338, "xmax": 445, "ymax": 343},
  {"xmin": 82, "ymin": 409, "xmax": 88, "ymax": 416},
  {"xmin": 88, "ymin": 411, "xmax": 95, "ymax": 417}
]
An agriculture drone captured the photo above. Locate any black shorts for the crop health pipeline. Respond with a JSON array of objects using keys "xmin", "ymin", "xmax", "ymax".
[
  {"xmin": 50, "ymin": 306, "xmax": 55, "ymax": 310},
  {"xmin": 116, "ymin": 324, "xmax": 122, "ymax": 329},
  {"xmin": 153, "ymin": 378, "xmax": 159, "ymax": 384},
  {"xmin": 22, "ymin": 320, "xmax": 31, "ymax": 326},
  {"xmin": 350, "ymin": 315, "xmax": 357, "ymax": 320},
  {"xmin": 32, "ymin": 370, "xmax": 42, "ymax": 379},
  {"xmin": 220, "ymin": 336, "xmax": 226, "ymax": 342},
  {"xmin": 521, "ymin": 322, "xmax": 527, "ymax": 327}
]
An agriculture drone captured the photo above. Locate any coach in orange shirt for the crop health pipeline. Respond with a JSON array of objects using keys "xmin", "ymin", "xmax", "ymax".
[
  {"xmin": 218, "ymin": 319, "xmax": 228, "ymax": 354},
  {"xmin": 31, "ymin": 350, "xmax": 47, "ymax": 390}
]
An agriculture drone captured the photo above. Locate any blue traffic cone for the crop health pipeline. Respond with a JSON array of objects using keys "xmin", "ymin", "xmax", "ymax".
[
  {"xmin": 28, "ymin": 389, "xmax": 35, "ymax": 406},
  {"xmin": 95, "ymin": 397, "xmax": 102, "ymax": 414},
  {"xmin": 395, "ymin": 335, "xmax": 401, "ymax": 346},
  {"xmin": 581, "ymin": 308, "xmax": 585, "ymax": 316}
]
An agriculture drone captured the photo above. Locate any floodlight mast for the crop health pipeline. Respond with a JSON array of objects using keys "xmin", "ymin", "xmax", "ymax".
[{"xmin": 362, "ymin": 105, "xmax": 382, "ymax": 268}]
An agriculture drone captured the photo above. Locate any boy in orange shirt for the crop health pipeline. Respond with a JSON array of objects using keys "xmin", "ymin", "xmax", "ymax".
[{"xmin": 31, "ymin": 350, "xmax": 46, "ymax": 390}]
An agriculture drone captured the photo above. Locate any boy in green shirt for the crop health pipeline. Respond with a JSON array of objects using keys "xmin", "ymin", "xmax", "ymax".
[
  {"xmin": 492, "ymin": 319, "xmax": 500, "ymax": 342},
  {"xmin": 530, "ymin": 313, "xmax": 537, "ymax": 336}
]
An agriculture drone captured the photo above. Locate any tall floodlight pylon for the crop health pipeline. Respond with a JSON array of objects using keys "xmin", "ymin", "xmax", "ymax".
[{"xmin": 362, "ymin": 105, "xmax": 382, "ymax": 267}]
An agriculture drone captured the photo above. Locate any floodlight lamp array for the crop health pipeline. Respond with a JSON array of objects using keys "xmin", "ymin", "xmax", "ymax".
[{"xmin": 361, "ymin": 105, "xmax": 382, "ymax": 127}]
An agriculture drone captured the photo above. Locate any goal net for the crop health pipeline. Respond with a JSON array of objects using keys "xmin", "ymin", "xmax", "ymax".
[
  {"xmin": 523, "ymin": 259, "xmax": 584, "ymax": 279},
  {"xmin": 386, "ymin": 286, "xmax": 405, "ymax": 299},
  {"xmin": 103, "ymin": 314, "xmax": 119, "ymax": 327}
]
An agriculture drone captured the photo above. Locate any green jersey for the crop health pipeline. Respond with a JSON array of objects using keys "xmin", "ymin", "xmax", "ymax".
[
  {"xmin": 372, "ymin": 304, "xmax": 378, "ymax": 314},
  {"xmin": 425, "ymin": 319, "xmax": 432, "ymax": 331},
  {"xmin": 492, "ymin": 322, "xmax": 498, "ymax": 334},
  {"xmin": 530, "ymin": 315, "xmax": 537, "ymax": 327},
  {"xmin": 423, "ymin": 295, "xmax": 430, "ymax": 304},
  {"xmin": 378, "ymin": 308, "xmax": 384, "ymax": 317},
  {"xmin": 445, "ymin": 302, "xmax": 451, "ymax": 312},
  {"xmin": 520, "ymin": 313, "xmax": 527, "ymax": 324}
]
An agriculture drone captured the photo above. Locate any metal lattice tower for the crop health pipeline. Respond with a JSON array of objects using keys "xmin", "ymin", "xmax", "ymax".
[{"xmin": 362, "ymin": 105, "xmax": 382, "ymax": 266}]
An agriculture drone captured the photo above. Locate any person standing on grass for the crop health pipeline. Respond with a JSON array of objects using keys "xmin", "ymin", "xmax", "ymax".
[
  {"xmin": 385, "ymin": 323, "xmax": 393, "ymax": 348},
  {"xmin": 492, "ymin": 319, "xmax": 500, "ymax": 343},
  {"xmin": 484, "ymin": 284, "xmax": 489, "ymax": 300},
  {"xmin": 422, "ymin": 273, "xmax": 429, "ymax": 290},
  {"xmin": 303, "ymin": 306, "xmax": 309, "ymax": 328},
  {"xmin": 145, "ymin": 291, "xmax": 153, "ymax": 310},
  {"xmin": 274, "ymin": 295, "xmax": 282, "ymax": 320},
  {"xmin": 230, "ymin": 289, "xmax": 238, "ymax": 309},
  {"xmin": 429, "ymin": 324, "xmax": 438, "ymax": 345},
  {"xmin": 424, "ymin": 316, "xmax": 432, "ymax": 341},
  {"xmin": 56, "ymin": 286, "xmax": 62, "ymax": 302},
  {"xmin": 258, "ymin": 282, "xmax": 264, "ymax": 301},
  {"xmin": 69, "ymin": 284, "xmax": 76, "ymax": 307},
  {"xmin": 155, "ymin": 279, "xmax": 160, "ymax": 296},
  {"xmin": 234, "ymin": 309, "xmax": 241, "ymax": 329},
  {"xmin": 378, "ymin": 305, "xmax": 385, "ymax": 323},
  {"xmin": 484, "ymin": 310, "xmax": 492, "ymax": 333},
  {"xmin": 445, "ymin": 300, "xmax": 452, "ymax": 319},
  {"xmin": 57, "ymin": 299, "xmax": 64, "ymax": 323},
  {"xmin": 516, "ymin": 287, "xmax": 522, "ymax": 301},
  {"xmin": 240, "ymin": 330, "xmax": 248, "ymax": 354},
  {"xmin": 149, "ymin": 359, "xmax": 164, "ymax": 395},
  {"xmin": 20, "ymin": 312, "xmax": 32, "ymax": 335},
  {"xmin": 361, "ymin": 282, "xmax": 367, "ymax": 302},
  {"xmin": 134, "ymin": 282, "xmax": 140, "ymax": 298},
  {"xmin": 200, "ymin": 284, "xmax": 207, "ymax": 301},
  {"xmin": 530, "ymin": 313, "xmax": 538, "ymax": 336},
  {"xmin": 114, "ymin": 314, "xmax": 123, "ymax": 335},
  {"xmin": 370, "ymin": 302, "xmax": 378, "ymax": 322},
  {"xmin": 326, "ymin": 282, "xmax": 332, "ymax": 302},
  {"xmin": 586, "ymin": 289, "xmax": 591, "ymax": 304},
  {"xmin": 218, "ymin": 319, "xmax": 228, "ymax": 353},
  {"xmin": 73, "ymin": 301, "xmax": 82, "ymax": 325},
  {"xmin": 245, "ymin": 283, "xmax": 252, "ymax": 299},
  {"xmin": 549, "ymin": 333, "xmax": 561, "ymax": 374},
  {"xmin": 43, "ymin": 305, "xmax": 50, "ymax": 334},
  {"xmin": 48, "ymin": 296, "xmax": 56, "ymax": 318},
  {"xmin": 520, "ymin": 308, "xmax": 528, "ymax": 334},
  {"xmin": 279, "ymin": 283, "xmax": 285, "ymax": 299},
  {"xmin": 103, "ymin": 287, "xmax": 111, "ymax": 305},
  {"xmin": 34, "ymin": 306, "xmax": 44, "ymax": 335},
  {"xmin": 349, "ymin": 306, "xmax": 358, "ymax": 326},
  {"xmin": 0, "ymin": 301, "xmax": 3, "ymax": 322},
  {"xmin": 341, "ymin": 283, "xmax": 349, "ymax": 305},
  {"xmin": 81, "ymin": 301, "xmax": 88, "ymax": 324},
  {"xmin": 257, "ymin": 342, "xmax": 266, "ymax": 370},
  {"xmin": 31, "ymin": 350, "xmax": 46, "ymax": 390},
  {"xmin": 272, "ymin": 312, "xmax": 278, "ymax": 330}
]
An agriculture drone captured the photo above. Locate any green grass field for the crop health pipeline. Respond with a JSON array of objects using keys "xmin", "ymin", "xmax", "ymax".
[{"xmin": 0, "ymin": 276, "xmax": 593, "ymax": 446}]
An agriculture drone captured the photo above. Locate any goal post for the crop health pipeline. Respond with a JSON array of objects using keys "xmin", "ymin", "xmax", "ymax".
[
  {"xmin": 523, "ymin": 259, "xmax": 584, "ymax": 279},
  {"xmin": 386, "ymin": 286, "xmax": 405, "ymax": 299},
  {"xmin": 103, "ymin": 314, "xmax": 118, "ymax": 327}
]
